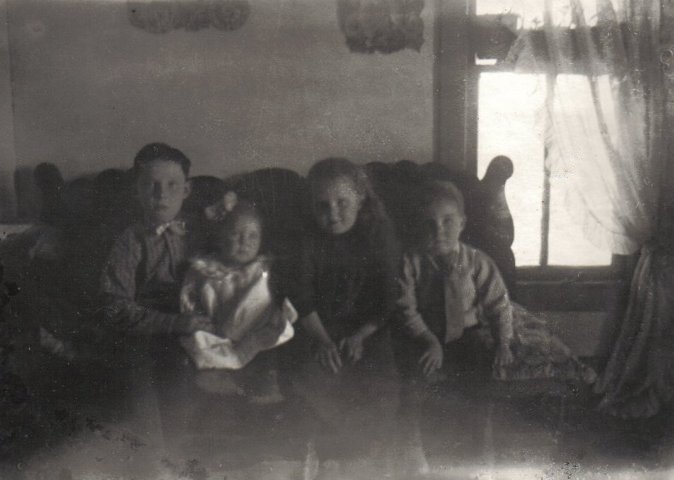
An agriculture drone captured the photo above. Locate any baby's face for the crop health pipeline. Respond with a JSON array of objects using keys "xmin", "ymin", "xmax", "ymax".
[
  {"xmin": 219, "ymin": 215, "xmax": 262, "ymax": 266},
  {"xmin": 312, "ymin": 176, "xmax": 363, "ymax": 235},
  {"xmin": 421, "ymin": 199, "xmax": 465, "ymax": 256},
  {"xmin": 136, "ymin": 160, "xmax": 190, "ymax": 225}
]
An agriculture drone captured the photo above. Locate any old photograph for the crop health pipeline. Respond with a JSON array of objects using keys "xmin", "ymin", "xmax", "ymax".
[{"xmin": 0, "ymin": 0, "xmax": 672, "ymax": 478}]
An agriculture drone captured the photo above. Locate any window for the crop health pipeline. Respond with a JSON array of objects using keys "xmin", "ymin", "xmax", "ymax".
[{"xmin": 473, "ymin": 0, "xmax": 613, "ymax": 269}]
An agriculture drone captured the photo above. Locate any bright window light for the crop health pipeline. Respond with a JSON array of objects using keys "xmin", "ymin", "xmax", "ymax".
[{"xmin": 477, "ymin": 72, "xmax": 612, "ymax": 267}]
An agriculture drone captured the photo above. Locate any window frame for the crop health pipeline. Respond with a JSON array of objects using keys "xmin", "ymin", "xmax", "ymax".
[{"xmin": 465, "ymin": 10, "xmax": 620, "ymax": 282}]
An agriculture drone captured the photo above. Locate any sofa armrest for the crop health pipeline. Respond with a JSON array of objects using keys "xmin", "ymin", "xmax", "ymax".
[{"xmin": 367, "ymin": 158, "xmax": 518, "ymax": 297}]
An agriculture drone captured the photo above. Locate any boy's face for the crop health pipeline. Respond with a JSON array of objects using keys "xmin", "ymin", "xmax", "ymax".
[
  {"xmin": 219, "ymin": 215, "xmax": 262, "ymax": 266},
  {"xmin": 312, "ymin": 176, "xmax": 364, "ymax": 235},
  {"xmin": 421, "ymin": 198, "xmax": 466, "ymax": 256},
  {"xmin": 136, "ymin": 160, "xmax": 191, "ymax": 225}
]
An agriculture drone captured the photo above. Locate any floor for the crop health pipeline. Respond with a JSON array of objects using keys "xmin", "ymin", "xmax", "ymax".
[{"xmin": 1, "ymin": 361, "xmax": 673, "ymax": 480}]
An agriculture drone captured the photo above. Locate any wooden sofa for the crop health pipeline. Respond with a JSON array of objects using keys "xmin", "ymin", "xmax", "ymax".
[{"xmin": 0, "ymin": 157, "xmax": 517, "ymax": 371}]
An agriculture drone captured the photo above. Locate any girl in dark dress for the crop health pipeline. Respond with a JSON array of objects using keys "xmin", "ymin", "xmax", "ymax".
[{"xmin": 288, "ymin": 158, "xmax": 401, "ymax": 475}]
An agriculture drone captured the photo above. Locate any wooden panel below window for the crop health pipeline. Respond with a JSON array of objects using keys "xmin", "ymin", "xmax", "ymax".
[{"xmin": 516, "ymin": 279, "xmax": 627, "ymax": 312}]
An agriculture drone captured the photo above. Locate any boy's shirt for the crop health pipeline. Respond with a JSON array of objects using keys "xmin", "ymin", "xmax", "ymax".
[
  {"xmin": 396, "ymin": 242, "xmax": 514, "ymax": 344},
  {"xmin": 100, "ymin": 220, "xmax": 192, "ymax": 335}
]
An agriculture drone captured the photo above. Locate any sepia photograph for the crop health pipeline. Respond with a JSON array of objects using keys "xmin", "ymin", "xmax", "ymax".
[{"xmin": 0, "ymin": 0, "xmax": 673, "ymax": 478}]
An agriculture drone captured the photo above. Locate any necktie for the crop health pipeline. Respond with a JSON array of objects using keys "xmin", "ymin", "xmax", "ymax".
[
  {"xmin": 438, "ymin": 253, "xmax": 465, "ymax": 343},
  {"xmin": 154, "ymin": 219, "xmax": 187, "ymax": 236}
]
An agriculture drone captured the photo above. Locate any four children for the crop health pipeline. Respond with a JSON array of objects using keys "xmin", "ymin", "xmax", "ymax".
[{"xmin": 96, "ymin": 143, "xmax": 594, "ymax": 472}]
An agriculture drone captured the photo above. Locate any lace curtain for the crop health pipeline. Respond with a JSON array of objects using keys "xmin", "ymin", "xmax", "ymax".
[
  {"xmin": 508, "ymin": 0, "xmax": 671, "ymax": 418},
  {"xmin": 506, "ymin": 0, "xmax": 664, "ymax": 255}
]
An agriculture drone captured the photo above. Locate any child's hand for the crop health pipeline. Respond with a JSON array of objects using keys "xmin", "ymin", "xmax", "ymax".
[
  {"xmin": 317, "ymin": 339, "xmax": 342, "ymax": 373},
  {"xmin": 419, "ymin": 332, "xmax": 443, "ymax": 377},
  {"xmin": 176, "ymin": 314, "xmax": 214, "ymax": 335},
  {"xmin": 494, "ymin": 343, "xmax": 514, "ymax": 378},
  {"xmin": 339, "ymin": 334, "xmax": 364, "ymax": 364}
]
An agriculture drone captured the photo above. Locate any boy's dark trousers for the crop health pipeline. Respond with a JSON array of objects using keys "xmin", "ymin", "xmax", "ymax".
[
  {"xmin": 394, "ymin": 325, "xmax": 493, "ymax": 388},
  {"xmin": 393, "ymin": 326, "xmax": 495, "ymax": 461}
]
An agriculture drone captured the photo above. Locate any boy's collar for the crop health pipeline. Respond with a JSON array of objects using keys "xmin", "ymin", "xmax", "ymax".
[
  {"xmin": 147, "ymin": 218, "xmax": 187, "ymax": 236},
  {"xmin": 425, "ymin": 246, "xmax": 462, "ymax": 272}
]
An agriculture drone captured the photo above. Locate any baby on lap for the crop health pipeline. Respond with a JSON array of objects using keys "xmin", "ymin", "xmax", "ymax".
[{"xmin": 179, "ymin": 192, "xmax": 296, "ymax": 376}]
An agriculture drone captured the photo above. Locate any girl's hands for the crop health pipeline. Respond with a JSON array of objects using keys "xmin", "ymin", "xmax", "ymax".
[
  {"xmin": 317, "ymin": 338, "xmax": 342, "ymax": 373},
  {"xmin": 339, "ymin": 321, "xmax": 377, "ymax": 364},
  {"xmin": 300, "ymin": 312, "xmax": 343, "ymax": 373},
  {"xmin": 187, "ymin": 314, "xmax": 215, "ymax": 334},
  {"xmin": 419, "ymin": 332, "xmax": 443, "ymax": 377},
  {"xmin": 339, "ymin": 334, "xmax": 364, "ymax": 364}
]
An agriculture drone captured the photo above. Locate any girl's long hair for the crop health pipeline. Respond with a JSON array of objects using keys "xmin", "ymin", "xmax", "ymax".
[{"xmin": 307, "ymin": 157, "xmax": 397, "ymax": 254}]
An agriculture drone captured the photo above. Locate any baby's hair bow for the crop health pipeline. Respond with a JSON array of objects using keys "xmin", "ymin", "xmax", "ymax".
[{"xmin": 204, "ymin": 191, "xmax": 238, "ymax": 221}]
